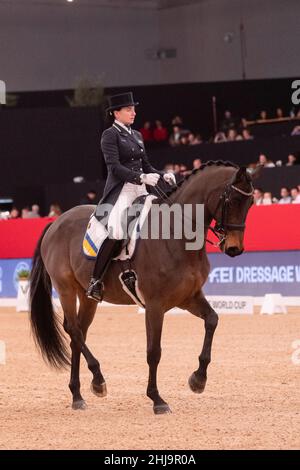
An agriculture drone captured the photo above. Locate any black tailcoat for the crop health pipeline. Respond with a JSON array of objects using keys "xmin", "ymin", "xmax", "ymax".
[{"xmin": 95, "ymin": 122, "xmax": 163, "ymax": 220}]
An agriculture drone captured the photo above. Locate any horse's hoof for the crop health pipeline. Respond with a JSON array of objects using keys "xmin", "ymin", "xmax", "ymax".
[
  {"xmin": 153, "ymin": 403, "xmax": 172, "ymax": 415},
  {"xmin": 90, "ymin": 382, "xmax": 107, "ymax": 397},
  {"xmin": 188, "ymin": 372, "xmax": 207, "ymax": 394},
  {"xmin": 72, "ymin": 399, "xmax": 87, "ymax": 410}
]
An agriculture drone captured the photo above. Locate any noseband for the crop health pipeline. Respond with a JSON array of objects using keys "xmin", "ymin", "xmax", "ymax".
[{"xmin": 206, "ymin": 181, "xmax": 254, "ymax": 247}]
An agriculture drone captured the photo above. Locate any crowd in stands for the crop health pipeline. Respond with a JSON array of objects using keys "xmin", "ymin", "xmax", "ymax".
[
  {"xmin": 0, "ymin": 203, "xmax": 62, "ymax": 220},
  {"xmin": 1, "ymin": 190, "xmax": 99, "ymax": 219},
  {"xmin": 140, "ymin": 107, "xmax": 300, "ymax": 148},
  {"xmin": 253, "ymin": 186, "xmax": 300, "ymax": 205},
  {"xmin": 139, "ymin": 116, "xmax": 203, "ymax": 147},
  {"xmin": 1, "ymin": 105, "xmax": 299, "ymax": 218},
  {"xmin": 162, "ymin": 151, "xmax": 300, "ymax": 178},
  {"xmin": 246, "ymin": 152, "xmax": 300, "ymax": 169},
  {"xmin": 161, "ymin": 153, "xmax": 300, "ymax": 206},
  {"xmin": 1, "ymin": 160, "xmax": 299, "ymax": 221},
  {"xmin": 1, "ymin": 190, "xmax": 99, "ymax": 220}
]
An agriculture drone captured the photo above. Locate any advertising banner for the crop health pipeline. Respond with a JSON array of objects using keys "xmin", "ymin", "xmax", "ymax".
[{"xmin": 0, "ymin": 251, "xmax": 299, "ymax": 298}]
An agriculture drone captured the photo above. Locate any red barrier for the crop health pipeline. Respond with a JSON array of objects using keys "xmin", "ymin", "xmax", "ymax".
[
  {"xmin": 0, "ymin": 205, "xmax": 299, "ymax": 259},
  {"xmin": 0, "ymin": 217, "xmax": 56, "ymax": 259}
]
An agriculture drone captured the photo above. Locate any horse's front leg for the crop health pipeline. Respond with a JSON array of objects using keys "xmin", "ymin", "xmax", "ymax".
[
  {"xmin": 181, "ymin": 292, "xmax": 218, "ymax": 393},
  {"xmin": 145, "ymin": 303, "xmax": 171, "ymax": 414}
]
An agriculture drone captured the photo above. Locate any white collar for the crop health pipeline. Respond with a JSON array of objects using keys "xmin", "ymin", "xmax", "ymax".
[{"xmin": 114, "ymin": 119, "xmax": 132, "ymax": 134}]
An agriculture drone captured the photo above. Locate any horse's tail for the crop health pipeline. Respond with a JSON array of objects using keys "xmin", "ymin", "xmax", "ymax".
[{"xmin": 29, "ymin": 222, "xmax": 70, "ymax": 369}]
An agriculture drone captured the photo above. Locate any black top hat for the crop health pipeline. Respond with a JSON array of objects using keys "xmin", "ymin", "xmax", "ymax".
[{"xmin": 106, "ymin": 92, "xmax": 139, "ymax": 112}]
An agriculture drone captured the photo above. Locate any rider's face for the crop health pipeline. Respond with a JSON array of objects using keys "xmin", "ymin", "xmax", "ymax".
[{"xmin": 114, "ymin": 106, "xmax": 136, "ymax": 126}]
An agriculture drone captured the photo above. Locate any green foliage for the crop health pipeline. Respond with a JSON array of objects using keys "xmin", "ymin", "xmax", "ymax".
[
  {"xmin": 18, "ymin": 269, "xmax": 30, "ymax": 279},
  {"xmin": 66, "ymin": 78, "xmax": 104, "ymax": 107}
]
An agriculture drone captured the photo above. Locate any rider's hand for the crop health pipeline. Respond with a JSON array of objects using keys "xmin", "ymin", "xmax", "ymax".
[
  {"xmin": 163, "ymin": 172, "xmax": 176, "ymax": 186},
  {"xmin": 140, "ymin": 173, "xmax": 160, "ymax": 186}
]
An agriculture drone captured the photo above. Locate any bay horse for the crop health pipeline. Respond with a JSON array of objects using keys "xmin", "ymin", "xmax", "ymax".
[{"xmin": 29, "ymin": 161, "xmax": 260, "ymax": 413}]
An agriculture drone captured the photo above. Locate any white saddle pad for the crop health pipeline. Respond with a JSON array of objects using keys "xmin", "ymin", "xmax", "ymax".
[{"xmin": 82, "ymin": 195, "xmax": 157, "ymax": 261}]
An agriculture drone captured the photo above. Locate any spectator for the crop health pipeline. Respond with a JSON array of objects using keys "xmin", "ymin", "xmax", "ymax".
[
  {"xmin": 187, "ymin": 133, "xmax": 196, "ymax": 145},
  {"xmin": 262, "ymin": 192, "xmax": 278, "ymax": 205},
  {"xmin": 172, "ymin": 163, "xmax": 184, "ymax": 182},
  {"xmin": 173, "ymin": 164, "xmax": 181, "ymax": 175},
  {"xmin": 153, "ymin": 120, "xmax": 168, "ymax": 144},
  {"xmin": 163, "ymin": 163, "xmax": 175, "ymax": 173},
  {"xmin": 48, "ymin": 203, "xmax": 62, "ymax": 217},
  {"xmin": 242, "ymin": 128, "xmax": 254, "ymax": 140},
  {"xmin": 214, "ymin": 131, "xmax": 227, "ymax": 143},
  {"xmin": 192, "ymin": 158, "xmax": 202, "ymax": 170},
  {"xmin": 291, "ymin": 125, "xmax": 300, "ymax": 136},
  {"xmin": 28, "ymin": 204, "xmax": 40, "ymax": 218},
  {"xmin": 169, "ymin": 126, "xmax": 182, "ymax": 147},
  {"xmin": 21, "ymin": 206, "xmax": 30, "ymax": 218},
  {"xmin": 9, "ymin": 207, "xmax": 20, "ymax": 219},
  {"xmin": 80, "ymin": 190, "xmax": 97, "ymax": 205},
  {"xmin": 220, "ymin": 110, "xmax": 236, "ymax": 133},
  {"xmin": 253, "ymin": 188, "xmax": 264, "ymax": 205},
  {"xmin": 139, "ymin": 121, "xmax": 153, "ymax": 143},
  {"xmin": 179, "ymin": 164, "xmax": 190, "ymax": 177},
  {"xmin": 247, "ymin": 163, "xmax": 257, "ymax": 173},
  {"xmin": 171, "ymin": 115, "xmax": 183, "ymax": 127},
  {"xmin": 276, "ymin": 107, "xmax": 284, "ymax": 119},
  {"xmin": 193, "ymin": 133, "xmax": 203, "ymax": 144},
  {"xmin": 259, "ymin": 110, "xmax": 267, "ymax": 121},
  {"xmin": 291, "ymin": 187, "xmax": 300, "ymax": 203},
  {"xmin": 258, "ymin": 154, "xmax": 275, "ymax": 168},
  {"xmin": 278, "ymin": 187, "xmax": 292, "ymax": 204},
  {"xmin": 239, "ymin": 117, "xmax": 248, "ymax": 130},
  {"xmin": 180, "ymin": 135, "xmax": 189, "ymax": 145},
  {"xmin": 227, "ymin": 129, "xmax": 238, "ymax": 141},
  {"xmin": 286, "ymin": 154, "xmax": 297, "ymax": 166}
]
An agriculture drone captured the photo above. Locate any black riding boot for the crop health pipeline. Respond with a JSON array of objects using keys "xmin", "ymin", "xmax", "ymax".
[{"xmin": 86, "ymin": 237, "xmax": 123, "ymax": 302}]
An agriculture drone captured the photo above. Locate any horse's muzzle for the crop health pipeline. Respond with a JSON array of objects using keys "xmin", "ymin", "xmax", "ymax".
[{"xmin": 225, "ymin": 246, "xmax": 244, "ymax": 257}]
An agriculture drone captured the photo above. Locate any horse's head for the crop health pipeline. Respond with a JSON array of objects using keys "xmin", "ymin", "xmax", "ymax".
[{"xmin": 210, "ymin": 165, "xmax": 263, "ymax": 257}]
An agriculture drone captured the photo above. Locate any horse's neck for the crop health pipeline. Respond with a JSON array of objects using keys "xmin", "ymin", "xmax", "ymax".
[
  {"xmin": 144, "ymin": 169, "xmax": 214, "ymax": 259},
  {"xmin": 142, "ymin": 167, "xmax": 235, "ymax": 260},
  {"xmin": 170, "ymin": 167, "xmax": 229, "ymax": 225}
]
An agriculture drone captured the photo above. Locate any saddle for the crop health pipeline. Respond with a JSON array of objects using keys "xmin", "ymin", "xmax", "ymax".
[{"xmin": 82, "ymin": 194, "xmax": 156, "ymax": 261}]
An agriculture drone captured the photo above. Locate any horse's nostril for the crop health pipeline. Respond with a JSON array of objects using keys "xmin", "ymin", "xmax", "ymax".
[{"xmin": 226, "ymin": 246, "xmax": 242, "ymax": 257}]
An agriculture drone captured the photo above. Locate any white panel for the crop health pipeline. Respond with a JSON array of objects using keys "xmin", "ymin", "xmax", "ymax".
[{"xmin": 0, "ymin": 80, "xmax": 6, "ymax": 104}]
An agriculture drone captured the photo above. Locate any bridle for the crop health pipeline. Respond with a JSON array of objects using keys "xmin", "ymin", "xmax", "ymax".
[{"xmin": 206, "ymin": 179, "xmax": 254, "ymax": 247}]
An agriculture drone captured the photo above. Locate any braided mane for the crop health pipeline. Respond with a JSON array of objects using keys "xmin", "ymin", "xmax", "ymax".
[{"xmin": 156, "ymin": 160, "xmax": 239, "ymax": 202}]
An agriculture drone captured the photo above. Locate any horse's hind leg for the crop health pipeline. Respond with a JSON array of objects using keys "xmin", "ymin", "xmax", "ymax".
[
  {"xmin": 57, "ymin": 281, "xmax": 104, "ymax": 409},
  {"xmin": 77, "ymin": 289, "xmax": 107, "ymax": 398},
  {"xmin": 57, "ymin": 285, "xmax": 87, "ymax": 410},
  {"xmin": 145, "ymin": 303, "xmax": 171, "ymax": 415},
  {"xmin": 181, "ymin": 292, "xmax": 218, "ymax": 394}
]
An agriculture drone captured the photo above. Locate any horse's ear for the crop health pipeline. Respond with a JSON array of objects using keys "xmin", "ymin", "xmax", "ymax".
[
  {"xmin": 234, "ymin": 166, "xmax": 247, "ymax": 182},
  {"xmin": 250, "ymin": 164, "xmax": 264, "ymax": 180}
]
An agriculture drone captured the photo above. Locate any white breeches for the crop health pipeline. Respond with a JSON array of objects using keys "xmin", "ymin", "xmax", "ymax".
[{"xmin": 107, "ymin": 182, "xmax": 148, "ymax": 239}]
